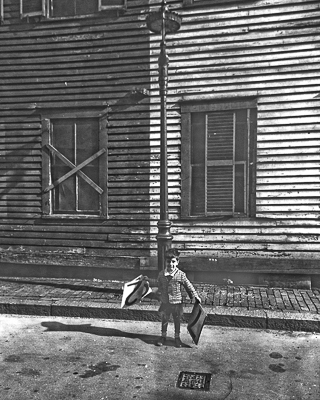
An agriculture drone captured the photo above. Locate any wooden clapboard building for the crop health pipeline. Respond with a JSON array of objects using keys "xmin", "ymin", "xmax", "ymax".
[{"xmin": 0, "ymin": 0, "xmax": 319, "ymax": 287}]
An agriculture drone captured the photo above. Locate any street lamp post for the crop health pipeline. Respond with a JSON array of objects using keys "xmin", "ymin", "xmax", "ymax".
[{"xmin": 146, "ymin": 1, "xmax": 182, "ymax": 271}]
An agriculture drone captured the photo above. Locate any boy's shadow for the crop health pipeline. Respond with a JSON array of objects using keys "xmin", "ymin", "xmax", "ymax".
[{"xmin": 41, "ymin": 321, "xmax": 191, "ymax": 348}]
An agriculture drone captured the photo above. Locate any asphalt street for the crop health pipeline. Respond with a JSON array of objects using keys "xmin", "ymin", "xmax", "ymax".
[{"xmin": 0, "ymin": 315, "xmax": 319, "ymax": 400}]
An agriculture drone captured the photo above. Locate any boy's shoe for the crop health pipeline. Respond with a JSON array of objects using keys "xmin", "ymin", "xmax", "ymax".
[
  {"xmin": 175, "ymin": 338, "xmax": 182, "ymax": 348},
  {"xmin": 156, "ymin": 337, "xmax": 166, "ymax": 346}
]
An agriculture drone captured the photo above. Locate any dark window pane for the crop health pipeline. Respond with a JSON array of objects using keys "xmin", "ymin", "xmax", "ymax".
[
  {"xmin": 76, "ymin": 0, "xmax": 97, "ymax": 15},
  {"xmin": 51, "ymin": 119, "xmax": 75, "ymax": 213},
  {"xmin": 76, "ymin": 119, "xmax": 99, "ymax": 163},
  {"xmin": 23, "ymin": 0, "xmax": 42, "ymax": 14},
  {"xmin": 100, "ymin": 0, "xmax": 124, "ymax": 7},
  {"xmin": 52, "ymin": 0, "xmax": 75, "ymax": 17},
  {"xmin": 54, "ymin": 174, "xmax": 76, "ymax": 212},
  {"xmin": 235, "ymin": 110, "xmax": 248, "ymax": 162},
  {"xmin": 79, "ymin": 174, "xmax": 99, "ymax": 211},
  {"xmin": 234, "ymin": 163, "xmax": 245, "ymax": 214},
  {"xmin": 76, "ymin": 119, "xmax": 99, "ymax": 211},
  {"xmin": 191, "ymin": 165, "xmax": 205, "ymax": 215},
  {"xmin": 191, "ymin": 113, "xmax": 205, "ymax": 165},
  {"xmin": 191, "ymin": 113, "xmax": 205, "ymax": 215},
  {"xmin": 52, "ymin": 119, "xmax": 74, "ymax": 163}
]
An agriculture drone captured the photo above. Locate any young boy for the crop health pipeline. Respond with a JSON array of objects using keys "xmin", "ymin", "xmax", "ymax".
[{"xmin": 156, "ymin": 248, "xmax": 201, "ymax": 348}]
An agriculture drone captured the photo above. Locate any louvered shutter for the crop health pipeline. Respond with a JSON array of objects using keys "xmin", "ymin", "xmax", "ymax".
[
  {"xmin": 182, "ymin": 101, "xmax": 256, "ymax": 218},
  {"xmin": 190, "ymin": 111, "xmax": 235, "ymax": 216},
  {"xmin": 206, "ymin": 112, "xmax": 234, "ymax": 214}
]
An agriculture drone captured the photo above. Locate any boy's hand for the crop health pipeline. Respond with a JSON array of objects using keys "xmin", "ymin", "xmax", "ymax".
[{"xmin": 145, "ymin": 287, "xmax": 161, "ymax": 301}]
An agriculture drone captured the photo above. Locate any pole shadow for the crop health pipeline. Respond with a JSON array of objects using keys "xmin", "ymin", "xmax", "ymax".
[{"xmin": 41, "ymin": 321, "xmax": 191, "ymax": 348}]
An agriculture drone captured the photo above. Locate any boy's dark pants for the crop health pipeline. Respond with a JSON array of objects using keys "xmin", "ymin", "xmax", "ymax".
[{"xmin": 159, "ymin": 303, "xmax": 184, "ymax": 339}]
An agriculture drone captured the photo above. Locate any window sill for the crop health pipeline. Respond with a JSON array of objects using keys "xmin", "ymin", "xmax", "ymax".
[
  {"xmin": 42, "ymin": 214, "xmax": 107, "ymax": 220},
  {"xmin": 179, "ymin": 215, "xmax": 277, "ymax": 225},
  {"xmin": 181, "ymin": 213, "xmax": 250, "ymax": 219},
  {"xmin": 21, "ymin": 8, "xmax": 126, "ymax": 23},
  {"xmin": 183, "ymin": 0, "xmax": 255, "ymax": 7}
]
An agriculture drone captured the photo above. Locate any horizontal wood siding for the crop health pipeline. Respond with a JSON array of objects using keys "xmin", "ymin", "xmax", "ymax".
[
  {"xmin": 164, "ymin": 0, "xmax": 320, "ymax": 268},
  {"xmin": 0, "ymin": 0, "xmax": 156, "ymax": 269},
  {"xmin": 0, "ymin": 0, "xmax": 320, "ymax": 273}
]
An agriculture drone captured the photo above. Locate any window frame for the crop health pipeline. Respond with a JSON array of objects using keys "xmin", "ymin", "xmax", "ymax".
[
  {"xmin": 183, "ymin": 0, "xmax": 253, "ymax": 6},
  {"xmin": 19, "ymin": 0, "xmax": 127, "ymax": 20},
  {"xmin": 181, "ymin": 99, "xmax": 257, "ymax": 219},
  {"xmin": 0, "ymin": 0, "xmax": 4, "ymax": 24},
  {"xmin": 42, "ymin": 111, "xmax": 108, "ymax": 219},
  {"xmin": 20, "ymin": 0, "xmax": 46, "ymax": 19},
  {"xmin": 98, "ymin": 0, "xmax": 127, "ymax": 12}
]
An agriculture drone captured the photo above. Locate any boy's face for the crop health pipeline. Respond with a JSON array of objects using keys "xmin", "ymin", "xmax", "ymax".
[{"xmin": 166, "ymin": 256, "xmax": 179, "ymax": 273}]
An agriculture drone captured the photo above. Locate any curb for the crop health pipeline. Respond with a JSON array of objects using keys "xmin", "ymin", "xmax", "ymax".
[{"xmin": 1, "ymin": 298, "xmax": 319, "ymax": 333}]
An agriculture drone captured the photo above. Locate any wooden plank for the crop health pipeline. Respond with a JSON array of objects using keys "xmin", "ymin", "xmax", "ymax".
[
  {"xmin": 0, "ymin": 254, "xmax": 148, "ymax": 269},
  {"xmin": 256, "ymin": 198, "xmax": 319, "ymax": 205},
  {"xmin": 0, "ymin": 244, "xmax": 151, "ymax": 257},
  {"xmin": 43, "ymin": 145, "xmax": 105, "ymax": 195},
  {"xmin": 171, "ymin": 226, "xmax": 320, "ymax": 235},
  {"xmin": 257, "ymin": 155, "xmax": 320, "ymax": 162},
  {"xmin": 0, "ymin": 206, "xmax": 41, "ymax": 212},
  {"xmin": 0, "ymin": 182, "xmax": 41, "ymax": 188},
  {"xmin": 256, "ymin": 205, "xmax": 320, "ymax": 212},
  {"xmin": 0, "ymin": 201, "xmax": 40, "ymax": 206},
  {"xmin": 257, "ymin": 168, "xmax": 319, "ymax": 179},
  {"xmin": 256, "ymin": 213, "xmax": 320, "ymax": 219},
  {"xmin": 166, "ymin": 234, "xmax": 320, "ymax": 243},
  {"xmin": 0, "ymin": 188, "xmax": 41, "ymax": 194},
  {"xmin": 0, "ymin": 236, "xmax": 153, "ymax": 248},
  {"xmin": 0, "ymin": 230, "xmax": 153, "ymax": 241},
  {"xmin": 0, "ymin": 222, "xmax": 122, "ymax": 232},
  {"xmin": 0, "ymin": 156, "xmax": 41, "ymax": 162},
  {"xmin": 257, "ymin": 176, "xmax": 320, "ymax": 184},
  {"xmin": 178, "ymin": 257, "xmax": 320, "ymax": 274},
  {"xmin": 256, "ymin": 191, "xmax": 320, "ymax": 198},
  {"xmin": 0, "ymin": 176, "xmax": 40, "ymax": 182}
]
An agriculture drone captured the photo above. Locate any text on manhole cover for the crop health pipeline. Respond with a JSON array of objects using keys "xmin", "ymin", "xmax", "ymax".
[{"xmin": 177, "ymin": 371, "xmax": 211, "ymax": 391}]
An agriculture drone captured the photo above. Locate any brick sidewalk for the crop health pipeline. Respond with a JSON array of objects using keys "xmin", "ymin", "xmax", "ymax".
[{"xmin": 0, "ymin": 277, "xmax": 320, "ymax": 314}]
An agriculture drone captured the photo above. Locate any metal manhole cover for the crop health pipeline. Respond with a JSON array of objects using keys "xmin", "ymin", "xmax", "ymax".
[{"xmin": 177, "ymin": 371, "xmax": 212, "ymax": 391}]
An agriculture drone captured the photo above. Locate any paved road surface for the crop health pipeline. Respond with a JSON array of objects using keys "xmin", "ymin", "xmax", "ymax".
[{"xmin": 0, "ymin": 315, "xmax": 319, "ymax": 399}]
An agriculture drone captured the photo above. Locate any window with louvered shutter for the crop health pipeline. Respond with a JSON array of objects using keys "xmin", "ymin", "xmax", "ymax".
[{"xmin": 181, "ymin": 100, "xmax": 257, "ymax": 218}]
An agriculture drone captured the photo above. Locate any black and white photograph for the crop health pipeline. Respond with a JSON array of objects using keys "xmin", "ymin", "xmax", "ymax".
[{"xmin": 0, "ymin": 0, "xmax": 319, "ymax": 398}]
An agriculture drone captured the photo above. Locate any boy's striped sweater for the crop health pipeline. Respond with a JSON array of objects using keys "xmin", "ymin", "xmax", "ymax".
[{"xmin": 157, "ymin": 268, "xmax": 199, "ymax": 304}]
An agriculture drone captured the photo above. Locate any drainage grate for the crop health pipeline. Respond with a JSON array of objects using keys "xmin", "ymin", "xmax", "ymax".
[{"xmin": 177, "ymin": 371, "xmax": 212, "ymax": 391}]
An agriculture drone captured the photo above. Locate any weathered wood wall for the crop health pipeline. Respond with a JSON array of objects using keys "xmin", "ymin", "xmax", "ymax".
[
  {"xmin": 0, "ymin": 0, "xmax": 319, "ymax": 278},
  {"xmin": 166, "ymin": 0, "xmax": 320, "ymax": 274}
]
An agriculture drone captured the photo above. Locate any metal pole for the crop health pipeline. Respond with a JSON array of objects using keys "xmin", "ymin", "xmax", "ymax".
[{"xmin": 157, "ymin": 0, "xmax": 172, "ymax": 270}]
